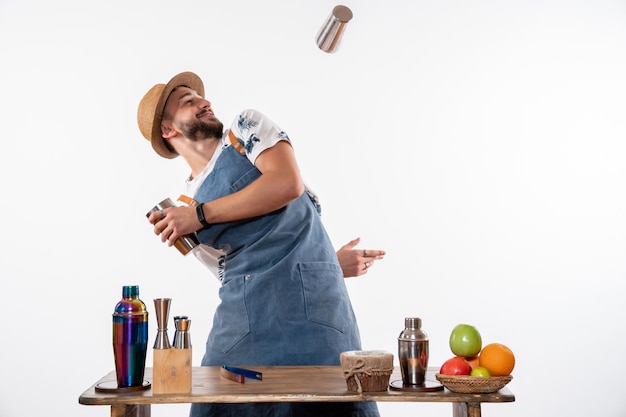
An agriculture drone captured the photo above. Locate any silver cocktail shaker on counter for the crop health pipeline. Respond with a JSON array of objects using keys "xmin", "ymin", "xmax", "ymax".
[
  {"xmin": 390, "ymin": 317, "xmax": 442, "ymax": 392},
  {"xmin": 398, "ymin": 317, "xmax": 429, "ymax": 386}
]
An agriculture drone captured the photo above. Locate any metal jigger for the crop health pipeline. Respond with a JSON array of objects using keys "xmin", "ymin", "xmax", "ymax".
[
  {"xmin": 153, "ymin": 298, "xmax": 172, "ymax": 349},
  {"xmin": 173, "ymin": 316, "xmax": 192, "ymax": 349}
]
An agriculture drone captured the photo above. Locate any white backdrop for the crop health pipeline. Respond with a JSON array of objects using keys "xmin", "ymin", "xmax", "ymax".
[{"xmin": 1, "ymin": 1, "xmax": 625, "ymax": 416}]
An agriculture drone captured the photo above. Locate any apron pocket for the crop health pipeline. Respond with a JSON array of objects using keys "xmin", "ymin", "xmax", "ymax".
[
  {"xmin": 299, "ymin": 262, "xmax": 352, "ymax": 333},
  {"xmin": 207, "ymin": 276, "xmax": 251, "ymax": 353}
]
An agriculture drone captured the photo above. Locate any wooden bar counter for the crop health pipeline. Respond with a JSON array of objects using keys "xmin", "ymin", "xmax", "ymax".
[{"xmin": 78, "ymin": 366, "xmax": 515, "ymax": 417}]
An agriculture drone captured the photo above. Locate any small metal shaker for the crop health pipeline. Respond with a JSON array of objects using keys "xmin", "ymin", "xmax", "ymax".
[
  {"xmin": 146, "ymin": 198, "xmax": 200, "ymax": 256},
  {"xmin": 316, "ymin": 5, "xmax": 353, "ymax": 53},
  {"xmin": 173, "ymin": 316, "xmax": 192, "ymax": 349},
  {"xmin": 398, "ymin": 317, "xmax": 429, "ymax": 386}
]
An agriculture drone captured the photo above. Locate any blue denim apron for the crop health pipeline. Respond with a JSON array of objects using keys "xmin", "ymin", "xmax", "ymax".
[{"xmin": 189, "ymin": 144, "xmax": 379, "ymax": 417}]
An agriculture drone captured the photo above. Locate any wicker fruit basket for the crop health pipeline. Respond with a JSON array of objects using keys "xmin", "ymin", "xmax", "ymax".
[{"xmin": 435, "ymin": 374, "xmax": 512, "ymax": 394}]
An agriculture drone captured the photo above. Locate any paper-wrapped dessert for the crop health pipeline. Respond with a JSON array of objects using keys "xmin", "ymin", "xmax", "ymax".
[{"xmin": 340, "ymin": 350, "xmax": 394, "ymax": 392}]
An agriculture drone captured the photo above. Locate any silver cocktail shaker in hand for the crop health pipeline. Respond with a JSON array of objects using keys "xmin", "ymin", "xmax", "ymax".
[
  {"xmin": 398, "ymin": 317, "xmax": 429, "ymax": 386},
  {"xmin": 146, "ymin": 198, "xmax": 200, "ymax": 255}
]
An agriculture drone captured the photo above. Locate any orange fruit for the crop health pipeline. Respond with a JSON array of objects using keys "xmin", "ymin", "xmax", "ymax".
[{"xmin": 478, "ymin": 343, "xmax": 515, "ymax": 376}]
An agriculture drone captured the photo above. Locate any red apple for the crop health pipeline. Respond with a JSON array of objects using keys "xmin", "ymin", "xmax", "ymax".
[{"xmin": 439, "ymin": 356, "xmax": 472, "ymax": 376}]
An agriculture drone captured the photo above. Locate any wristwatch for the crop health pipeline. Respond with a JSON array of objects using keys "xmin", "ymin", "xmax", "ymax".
[{"xmin": 196, "ymin": 203, "xmax": 210, "ymax": 228}]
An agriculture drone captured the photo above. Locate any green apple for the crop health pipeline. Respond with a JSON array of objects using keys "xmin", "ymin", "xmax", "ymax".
[
  {"xmin": 449, "ymin": 324, "xmax": 482, "ymax": 357},
  {"xmin": 470, "ymin": 366, "xmax": 491, "ymax": 378}
]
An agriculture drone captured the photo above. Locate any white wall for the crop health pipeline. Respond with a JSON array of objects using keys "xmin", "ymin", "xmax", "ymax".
[{"xmin": 1, "ymin": 1, "xmax": 625, "ymax": 416}]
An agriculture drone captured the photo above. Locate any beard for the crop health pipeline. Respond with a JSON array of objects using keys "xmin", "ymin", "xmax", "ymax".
[{"xmin": 179, "ymin": 118, "xmax": 224, "ymax": 141}]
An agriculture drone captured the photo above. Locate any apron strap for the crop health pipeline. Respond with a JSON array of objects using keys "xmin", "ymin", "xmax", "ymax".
[
  {"xmin": 177, "ymin": 194, "xmax": 198, "ymax": 206},
  {"xmin": 229, "ymin": 130, "xmax": 246, "ymax": 156}
]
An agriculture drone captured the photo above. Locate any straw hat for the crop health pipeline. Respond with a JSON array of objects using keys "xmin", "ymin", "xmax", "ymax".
[{"xmin": 137, "ymin": 71, "xmax": 205, "ymax": 159}]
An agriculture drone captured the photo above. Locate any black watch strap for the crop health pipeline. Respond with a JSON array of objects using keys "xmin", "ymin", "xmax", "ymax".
[{"xmin": 196, "ymin": 203, "xmax": 210, "ymax": 228}]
